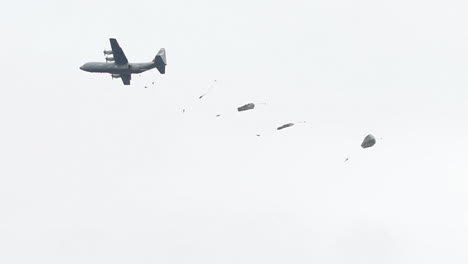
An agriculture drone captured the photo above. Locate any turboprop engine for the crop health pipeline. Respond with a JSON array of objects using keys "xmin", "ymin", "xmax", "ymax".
[
  {"xmin": 111, "ymin": 74, "xmax": 121, "ymax": 79},
  {"xmin": 103, "ymin": 50, "xmax": 113, "ymax": 55}
]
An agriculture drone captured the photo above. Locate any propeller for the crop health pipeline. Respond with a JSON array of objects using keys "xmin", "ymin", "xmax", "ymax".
[{"xmin": 103, "ymin": 49, "xmax": 113, "ymax": 55}]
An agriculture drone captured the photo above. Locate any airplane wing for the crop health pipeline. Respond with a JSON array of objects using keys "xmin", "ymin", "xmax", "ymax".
[
  {"xmin": 109, "ymin": 38, "xmax": 128, "ymax": 65},
  {"xmin": 121, "ymin": 74, "xmax": 131, "ymax": 85}
]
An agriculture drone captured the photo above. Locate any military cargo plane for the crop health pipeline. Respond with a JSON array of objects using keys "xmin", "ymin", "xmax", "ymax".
[{"xmin": 80, "ymin": 38, "xmax": 166, "ymax": 85}]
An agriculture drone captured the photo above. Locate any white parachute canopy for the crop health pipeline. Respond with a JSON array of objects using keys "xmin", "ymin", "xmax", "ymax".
[{"xmin": 361, "ymin": 134, "xmax": 376, "ymax": 149}]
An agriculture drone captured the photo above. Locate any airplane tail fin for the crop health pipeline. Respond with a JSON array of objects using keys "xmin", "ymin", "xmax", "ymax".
[{"xmin": 153, "ymin": 48, "xmax": 166, "ymax": 74}]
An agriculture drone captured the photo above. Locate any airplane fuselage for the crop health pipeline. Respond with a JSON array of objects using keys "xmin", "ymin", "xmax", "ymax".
[{"xmin": 80, "ymin": 62, "xmax": 156, "ymax": 74}]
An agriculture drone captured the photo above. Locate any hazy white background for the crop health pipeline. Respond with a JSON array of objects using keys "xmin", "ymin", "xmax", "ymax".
[{"xmin": 0, "ymin": 0, "xmax": 467, "ymax": 263}]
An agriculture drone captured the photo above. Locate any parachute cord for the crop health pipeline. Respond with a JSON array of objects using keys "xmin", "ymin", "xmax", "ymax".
[
  {"xmin": 182, "ymin": 79, "xmax": 219, "ymax": 114},
  {"xmin": 199, "ymin": 80, "xmax": 218, "ymax": 99}
]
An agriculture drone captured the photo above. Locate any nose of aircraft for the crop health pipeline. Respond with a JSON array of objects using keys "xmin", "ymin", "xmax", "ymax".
[{"xmin": 80, "ymin": 63, "xmax": 91, "ymax": 71}]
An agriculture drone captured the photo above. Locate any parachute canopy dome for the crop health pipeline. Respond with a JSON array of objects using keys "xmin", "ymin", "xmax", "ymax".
[
  {"xmin": 361, "ymin": 134, "xmax": 376, "ymax": 148},
  {"xmin": 237, "ymin": 103, "xmax": 255, "ymax": 112},
  {"xmin": 277, "ymin": 123, "xmax": 294, "ymax": 130}
]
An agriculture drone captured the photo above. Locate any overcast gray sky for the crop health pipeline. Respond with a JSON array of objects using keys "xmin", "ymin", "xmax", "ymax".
[{"xmin": 1, "ymin": 0, "xmax": 467, "ymax": 263}]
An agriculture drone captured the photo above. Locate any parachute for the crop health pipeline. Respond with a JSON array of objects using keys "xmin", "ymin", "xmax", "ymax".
[
  {"xmin": 237, "ymin": 103, "xmax": 255, "ymax": 112},
  {"xmin": 361, "ymin": 134, "xmax": 376, "ymax": 148},
  {"xmin": 277, "ymin": 123, "xmax": 295, "ymax": 130}
]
